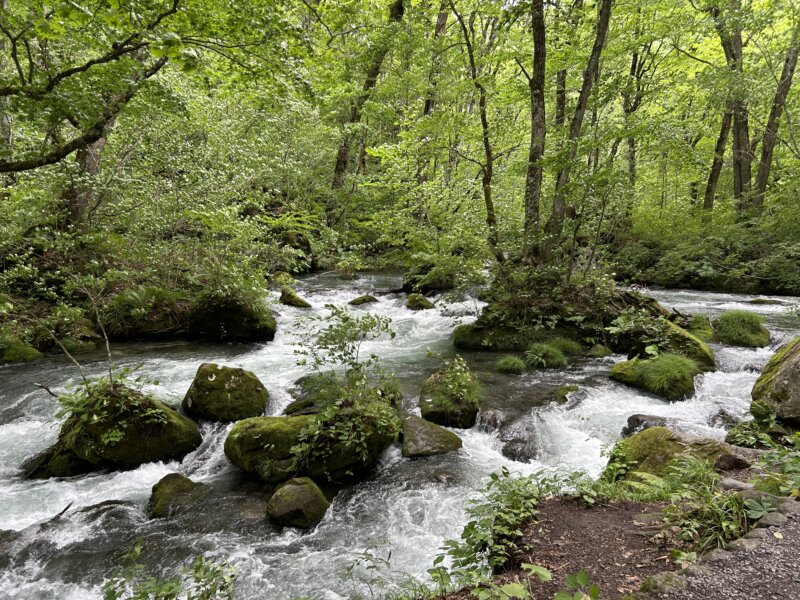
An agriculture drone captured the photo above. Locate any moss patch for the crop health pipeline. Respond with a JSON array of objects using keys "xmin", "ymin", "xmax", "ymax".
[
  {"xmin": 182, "ymin": 363, "xmax": 269, "ymax": 422},
  {"xmin": 713, "ymin": 310, "xmax": 770, "ymax": 348},
  {"xmin": 0, "ymin": 331, "xmax": 41, "ymax": 363},
  {"xmin": 662, "ymin": 320, "xmax": 716, "ymax": 371},
  {"xmin": 406, "ymin": 293, "xmax": 434, "ymax": 310},
  {"xmin": 686, "ymin": 314, "xmax": 714, "ymax": 342},
  {"xmin": 147, "ymin": 473, "xmax": 210, "ymax": 519},
  {"xmin": 266, "ymin": 477, "xmax": 330, "ymax": 528},
  {"xmin": 610, "ymin": 353, "xmax": 701, "ymax": 401},
  {"xmin": 751, "ymin": 337, "xmax": 800, "ymax": 425},
  {"xmin": 348, "ymin": 294, "xmax": 378, "ymax": 306}
]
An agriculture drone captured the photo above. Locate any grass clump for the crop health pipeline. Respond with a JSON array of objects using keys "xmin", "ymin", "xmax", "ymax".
[
  {"xmin": 713, "ymin": 310, "xmax": 770, "ymax": 347},
  {"xmin": 495, "ymin": 355, "xmax": 526, "ymax": 374},
  {"xmin": 525, "ymin": 343, "xmax": 567, "ymax": 369},
  {"xmin": 548, "ymin": 337, "xmax": 583, "ymax": 357},
  {"xmin": 610, "ymin": 353, "xmax": 701, "ymax": 400}
]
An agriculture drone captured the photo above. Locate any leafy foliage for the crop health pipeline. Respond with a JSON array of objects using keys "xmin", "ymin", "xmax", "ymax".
[{"xmin": 524, "ymin": 343, "xmax": 567, "ymax": 369}]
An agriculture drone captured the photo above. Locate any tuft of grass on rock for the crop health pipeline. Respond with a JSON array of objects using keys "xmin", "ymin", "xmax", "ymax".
[
  {"xmin": 525, "ymin": 343, "xmax": 568, "ymax": 369},
  {"xmin": 548, "ymin": 337, "xmax": 583, "ymax": 357},
  {"xmin": 495, "ymin": 355, "xmax": 526, "ymax": 374},
  {"xmin": 713, "ymin": 310, "xmax": 770, "ymax": 348}
]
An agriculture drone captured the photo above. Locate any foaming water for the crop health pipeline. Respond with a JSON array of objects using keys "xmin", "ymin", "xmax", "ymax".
[{"xmin": 0, "ymin": 277, "xmax": 798, "ymax": 599}]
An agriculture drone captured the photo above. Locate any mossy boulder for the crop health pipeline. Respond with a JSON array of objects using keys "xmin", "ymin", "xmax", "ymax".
[
  {"xmin": 661, "ymin": 321, "xmax": 716, "ymax": 371},
  {"xmin": 25, "ymin": 384, "xmax": 202, "ymax": 477},
  {"xmin": 0, "ymin": 333, "xmax": 41, "ymax": 363},
  {"xmin": 186, "ymin": 295, "xmax": 276, "ymax": 342},
  {"xmin": 224, "ymin": 406, "xmax": 396, "ymax": 484},
  {"xmin": 686, "ymin": 314, "xmax": 714, "ymax": 342},
  {"xmin": 224, "ymin": 415, "xmax": 313, "ymax": 483},
  {"xmin": 453, "ymin": 323, "xmax": 531, "ymax": 351},
  {"xmin": 401, "ymin": 413, "xmax": 462, "ymax": 458},
  {"xmin": 610, "ymin": 354, "xmax": 701, "ymax": 401},
  {"xmin": 349, "ymin": 294, "xmax": 378, "ymax": 306},
  {"xmin": 602, "ymin": 426, "xmax": 751, "ymax": 481},
  {"xmin": 713, "ymin": 310, "xmax": 770, "ymax": 348},
  {"xmin": 419, "ymin": 367, "xmax": 480, "ymax": 429},
  {"xmin": 22, "ymin": 444, "xmax": 96, "ymax": 479},
  {"xmin": 279, "ymin": 287, "xmax": 312, "ymax": 308},
  {"xmin": 402, "ymin": 265, "xmax": 454, "ymax": 294},
  {"xmin": 146, "ymin": 473, "xmax": 210, "ymax": 519},
  {"xmin": 552, "ymin": 385, "xmax": 579, "ymax": 404},
  {"xmin": 406, "ymin": 293, "xmax": 434, "ymax": 311},
  {"xmin": 266, "ymin": 477, "xmax": 330, "ymax": 528},
  {"xmin": 182, "ymin": 363, "xmax": 269, "ymax": 422},
  {"xmin": 588, "ymin": 344, "xmax": 613, "ymax": 358},
  {"xmin": 751, "ymin": 337, "xmax": 800, "ymax": 426}
]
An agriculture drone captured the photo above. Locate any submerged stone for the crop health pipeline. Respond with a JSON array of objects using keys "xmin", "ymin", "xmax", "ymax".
[
  {"xmin": 279, "ymin": 287, "xmax": 312, "ymax": 308},
  {"xmin": 406, "ymin": 293, "xmax": 434, "ymax": 311},
  {"xmin": 348, "ymin": 294, "xmax": 378, "ymax": 306},
  {"xmin": 182, "ymin": 363, "xmax": 269, "ymax": 422}
]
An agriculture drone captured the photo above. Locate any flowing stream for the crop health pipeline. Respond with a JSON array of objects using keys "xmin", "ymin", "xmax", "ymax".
[{"xmin": 0, "ymin": 274, "xmax": 798, "ymax": 600}]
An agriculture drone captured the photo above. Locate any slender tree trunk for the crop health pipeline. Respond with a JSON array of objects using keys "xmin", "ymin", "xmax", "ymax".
[
  {"xmin": 423, "ymin": 2, "xmax": 449, "ymax": 117},
  {"xmin": 752, "ymin": 36, "xmax": 799, "ymax": 210},
  {"xmin": 451, "ymin": 0, "xmax": 504, "ymax": 263},
  {"xmin": 62, "ymin": 131, "xmax": 110, "ymax": 230},
  {"xmin": 522, "ymin": 0, "xmax": 547, "ymax": 262},
  {"xmin": 545, "ymin": 0, "xmax": 613, "ymax": 244},
  {"xmin": 703, "ymin": 110, "xmax": 732, "ymax": 220},
  {"xmin": 555, "ymin": 69, "xmax": 567, "ymax": 127},
  {"xmin": 329, "ymin": 0, "xmax": 405, "ymax": 223}
]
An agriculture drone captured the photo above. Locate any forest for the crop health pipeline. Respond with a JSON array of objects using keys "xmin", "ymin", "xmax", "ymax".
[{"xmin": 1, "ymin": 0, "xmax": 800, "ymax": 599}]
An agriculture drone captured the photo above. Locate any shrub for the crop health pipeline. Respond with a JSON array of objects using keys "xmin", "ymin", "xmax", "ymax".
[
  {"xmin": 713, "ymin": 310, "xmax": 770, "ymax": 347},
  {"xmin": 495, "ymin": 355, "xmax": 526, "ymax": 374},
  {"xmin": 428, "ymin": 355, "xmax": 481, "ymax": 412},
  {"xmin": 525, "ymin": 343, "xmax": 567, "ymax": 369}
]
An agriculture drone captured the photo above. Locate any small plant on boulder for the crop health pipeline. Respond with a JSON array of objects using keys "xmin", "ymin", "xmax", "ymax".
[
  {"xmin": 525, "ymin": 343, "xmax": 567, "ymax": 369},
  {"xmin": 495, "ymin": 355, "xmax": 526, "ymax": 374}
]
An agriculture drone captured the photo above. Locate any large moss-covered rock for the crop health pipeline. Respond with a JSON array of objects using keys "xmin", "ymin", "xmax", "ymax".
[
  {"xmin": 224, "ymin": 415, "xmax": 313, "ymax": 483},
  {"xmin": 419, "ymin": 368, "xmax": 480, "ymax": 429},
  {"xmin": 182, "ymin": 363, "xmax": 269, "ymax": 422},
  {"xmin": 610, "ymin": 354, "xmax": 701, "ymax": 401},
  {"xmin": 67, "ymin": 388, "xmax": 201, "ymax": 469},
  {"xmin": 0, "ymin": 332, "xmax": 41, "ymax": 363},
  {"xmin": 751, "ymin": 337, "xmax": 800, "ymax": 426},
  {"xmin": 21, "ymin": 444, "xmax": 96, "ymax": 479},
  {"xmin": 279, "ymin": 287, "xmax": 312, "ymax": 308},
  {"xmin": 713, "ymin": 310, "xmax": 770, "ymax": 348},
  {"xmin": 686, "ymin": 314, "xmax": 714, "ymax": 342},
  {"xmin": 25, "ymin": 385, "xmax": 202, "ymax": 477},
  {"xmin": 266, "ymin": 477, "xmax": 330, "ymax": 528},
  {"xmin": 349, "ymin": 294, "xmax": 378, "ymax": 306},
  {"xmin": 661, "ymin": 321, "xmax": 716, "ymax": 371},
  {"xmin": 225, "ymin": 405, "xmax": 397, "ymax": 484},
  {"xmin": 602, "ymin": 426, "xmax": 751, "ymax": 481},
  {"xmin": 453, "ymin": 324, "xmax": 527, "ymax": 352},
  {"xmin": 406, "ymin": 293, "xmax": 434, "ymax": 311},
  {"xmin": 185, "ymin": 295, "xmax": 276, "ymax": 342},
  {"xmin": 147, "ymin": 473, "xmax": 210, "ymax": 519},
  {"xmin": 401, "ymin": 413, "xmax": 462, "ymax": 458},
  {"xmin": 284, "ymin": 372, "xmax": 341, "ymax": 416}
]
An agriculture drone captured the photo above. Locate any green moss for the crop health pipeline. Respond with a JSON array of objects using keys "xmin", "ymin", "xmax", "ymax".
[
  {"xmin": 266, "ymin": 477, "xmax": 330, "ymax": 528},
  {"xmin": 610, "ymin": 353, "xmax": 701, "ymax": 401},
  {"xmin": 279, "ymin": 287, "xmax": 312, "ymax": 308},
  {"xmin": 751, "ymin": 337, "xmax": 800, "ymax": 425},
  {"xmin": 552, "ymin": 385, "xmax": 579, "ymax": 404},
  {"xmin": 147, "ymin": 473, "xmax": 209, "ymax": 519},
  {"xmin": 662, "ymin": 320, "xmax": 716, "ymax": 371},
  {"xmin": 453, "ymin": 324, "xmax": 527, "ymax": 351},
  {"xmin": 186, "ymin": 294, "xmax": 277, "ymax": 342},
  {"xmin": 588, "ymin": 344, "xmax": 613, "ymax": 358},
  {"xmin": 713, "ymin": 310, "xmax": 770, "ymax": 348},
  {"xmin": 348, "ymin": 294, "xmax": 378, "ymax": 306},
  {"xmin": 419, "ymin": 357, "xmax": 480, "ymax": 428},
  {"xmin": 524, "ymin": 343, "xmax": 567, "ymax": 369},
  {"xmin": 495, "ymin": 355, "xmax": 526, "ymax": 374},
  {"xmin": 182, "ymin": 363, "xmax": 269, "ymax": 422},
  {"xmin": 548, "ymin": 337, "xmax": 583, "ymax": 357},
  {"xmin": 0, "ymin": 332, "xmax": 41, "ymax": 363},
  {"xmin": 686, "ymin": 314, "xmax": 714, "ymax": 342},
  {"xmin": 406, "ymin": 293, "xmax": 434, "ymax": 310},
  {"xmin": 22, "ymin": 444, "xmax": 95, "ymax": 479},
  {"xmin": 401, "ymin": 413, "xmax": 462, "ymax": 457}
]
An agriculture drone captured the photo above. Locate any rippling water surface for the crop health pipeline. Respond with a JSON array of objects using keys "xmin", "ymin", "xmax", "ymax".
[{"xmin": 0, "ymin": 276, "xmax": 797, "ymax": 599}]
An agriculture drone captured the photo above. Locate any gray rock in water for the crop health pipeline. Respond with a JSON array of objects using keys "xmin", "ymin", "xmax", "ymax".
[
  {"xmin": 499, "ymin": 419, "xmax": 539, "ymax": 463},
  {"xmin": 620, "ymin": 414, "xmax": 669, "ymax": 438},
  {"xmin": 401, "ymin": 414, "xmax": 462, "ymax": 458},
  {"xmin": 478, "ymin": 409, "xmax": 507, "ymax": 432},
  {"xmin": 147, "ymin": 473, "xmax": 211, "ymax": 519}
]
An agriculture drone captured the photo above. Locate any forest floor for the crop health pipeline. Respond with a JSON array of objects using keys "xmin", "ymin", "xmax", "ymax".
[
  {"xmin": 444, "ymin": 497, "xmax": 678, "ymax": 599},
  {"xmin": 444, "ymin": 475, "xmax": 800, "ymax": 599}
]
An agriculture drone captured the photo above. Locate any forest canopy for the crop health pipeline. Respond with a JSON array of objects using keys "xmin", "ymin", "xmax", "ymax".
[{"xmin": 1, "ymin": 0, "xmax": 799, "ymax": 358}]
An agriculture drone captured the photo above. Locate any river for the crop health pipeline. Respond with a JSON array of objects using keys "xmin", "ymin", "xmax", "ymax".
[{"xmin": 0, "ymin": 274, "xmax": 797, "ymax": 599}]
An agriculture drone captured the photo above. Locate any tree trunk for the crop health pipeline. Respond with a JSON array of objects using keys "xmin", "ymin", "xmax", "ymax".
[
  {"xmin": 62, "ymin": 131, "xmax": 110, "ymax": 230},
  {"xmin": 423, "ymin": 2, "xmax": 449, "ymax": 117},
  {"xmin": 522, "ymin": 0, "xmax": 547, "ymax": 262},
  {"xmin": 329, "ymin": 0, "xmax": 405, "ymax": 223},
  {"xmin": 451, "ymin": 0, "xmax": 504, "ymax": 263},
  {"xmin": 545, "ymin": 0, "xmax": 613, "ymax": 244},
  {"xmin": 702, "ymin": 110, "xmax": 732, "ymax": 219},
  {"xmin": 752, "ymin": 36, "xmax": 799, "ymax": 210}
]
